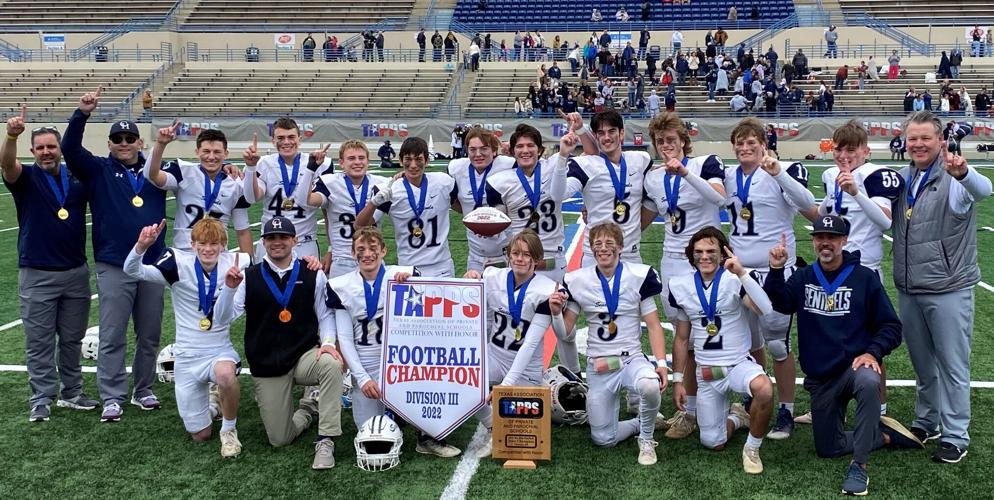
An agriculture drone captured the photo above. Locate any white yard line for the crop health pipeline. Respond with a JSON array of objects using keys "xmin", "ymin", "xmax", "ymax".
[
  {"xmin": 439, "ymin": 425, "xmax": 490, "ymax": 500},
  {"xmin": 0, "ymin": 294, "xmax": 99, "ymax": 332}
]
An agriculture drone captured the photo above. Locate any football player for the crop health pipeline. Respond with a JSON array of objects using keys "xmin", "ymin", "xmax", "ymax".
[
  {"xmin": 550, "ymin": 222, "xmax": 669, "ymax": 466},
  {"xmin": 464, "ymin": 229, "xmax": 557, "ymax": 457},
  {"xmin": 668, "ymin": 227, "xmax": 774, "ymax": 474},
  {"xmin": 357, "ymin": 137, "xmax": 457, "ymax": 277},
  {"xmin": 293, "ymin": 139, "xmax": 390, "ymax": 277},
  {"xmin": 241, "ymin": 117, "xmax": 332, "ymax": 261},
  {"xmin": 449, "ymin": 127, "xmax": 515, "ymax": 272},
  {"xmin": 641, "ymin": 112, "xmax": 727, "ymax": 438},
  {"xmin": 123, "ymin": 218, "xmax": 245, "ymax": 458},
  {"xmin": 723, "ymin": 117, "xmax": 818, "ymax": 441},
  {"xmin": 143, "ymin": 124, "xmax": 253, "ymax": 254},
  {"xmin": 327, "ymin": 227, "xmax": 461, "ymax": 458}
]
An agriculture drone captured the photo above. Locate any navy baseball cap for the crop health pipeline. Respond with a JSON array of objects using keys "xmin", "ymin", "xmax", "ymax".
[
  {"xmin": 810, "ymin": 215, "xmax": 849, "ymax": 236},
  {"xmin": 263, "ymin": 216, "xmax": 296, "ymax": 237},
  {"xmin": 109, "ymin": 120, "xmax": 140, "ymax": 137}
]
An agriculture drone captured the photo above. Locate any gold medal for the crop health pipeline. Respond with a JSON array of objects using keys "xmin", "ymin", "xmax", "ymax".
[
  {"xmin": 57, "ymin": 208, "xmax": 69, "ymax": 220},
  {"xmin": 608, "ymin": 320, "xmax": 617, "ymax": 334},
  {"xmin": 282, "ymin": 198, "xmax": 294, "ymax": 210},
  {"xmin": 615, "ymin": 203, "xmax": 626, "ymax": 216},
  {"xmin": 412, "ymin": 225, "xmax": 423, "ymax": 238},
  {"xmin": 669, "ymin": 214, "xmax": 678, "ymax": 226},
  {"xmin": 826, "ymin": 296, "xmax": 835, "ymax": 311},
  {"xmin": 279, "ymin": 309, "xmax": 292, "ymax": 323},
  {"xmin": 529, "ymin": 211, "xmax": 540, "ymax": 223},
  {"xmin": 131, "ymin": 195, "xmax": 144, "ymax": 207},
  {"xmin": 199, "ymin": 317, "xmax": 212, "ymax": 331},
  {"xmin": 905, "ymin": 207, "xmax": 913, "ymax": 220},
  {"xmin": 514, "ymin": 327, "xmax": 522, "ymax": 342},
  {"xmin": 739, "ymin": 207, "xmax": 752, "ymax": 220},
  {"xmin": 706, "ymin": 323, "xmax": 719, "ymax": 336}
]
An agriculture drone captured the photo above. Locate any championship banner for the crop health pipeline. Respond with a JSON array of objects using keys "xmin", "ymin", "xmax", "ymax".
[{"xmin": 381, "ymin": 277, "xmax": 488, "ymax": 439}]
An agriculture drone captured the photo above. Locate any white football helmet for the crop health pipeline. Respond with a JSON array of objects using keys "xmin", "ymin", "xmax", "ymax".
[
  {"xmin": 81, "ymin": 329, "xmax": 99, "ymax": 361},
  {"xmin": 543, "ymin": 364, "xmax": 589, "ymax": 425},
  {"xmin": 156, "ymin": 344, "xmax": 176, "ymax": 383},
  {"xmin": 355, "ymin": 415, "xmax": 403, "ymax": 471}
]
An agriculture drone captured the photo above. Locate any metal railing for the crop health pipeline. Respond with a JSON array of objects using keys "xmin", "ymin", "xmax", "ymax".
[
  {"xmin": 781, "ymin": 40, "xmax": 967, "ymax": 59},
  {"xmin": 177, "ymin": 46, "xmax": 457, "ymax": 64},
  {"xmin": 846, "ymin": 12, "xmax": 932, "ymax": 56},
  {"xmin": 0, "ymin": 37, "xmax": 25, "ymax": 61},
  {"xmin": 0, "ymin": 47, "xmax": 173, "ymax": 63},
  {"xmin": 118, "ymin": 61, "xmax": 174, "ymax": 122}
]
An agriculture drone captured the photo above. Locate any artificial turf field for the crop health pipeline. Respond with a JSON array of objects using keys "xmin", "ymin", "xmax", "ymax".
[{"xmin": 1, "ymin": 159, "xmax": 993, "ymax": 499}]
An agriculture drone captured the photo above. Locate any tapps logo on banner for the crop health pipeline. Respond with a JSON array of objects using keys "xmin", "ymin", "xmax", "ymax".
[
  {"xmin": 458, "ymin": 122, "xmax": 504, "ymax": 137},
  {"xmin": 767, "ymin": 122, "xmax": 801, "ymax": 138},
  {"xmin": 174, "ymin": 121, "xmax": 221, "ymax": 138},
  {"xmin": 381, "ymin": 278, "xmax": 488, "ymax": 439},
  {"xmin": 267, "ymin": 121, "xmax": 315, "ymax": 138},
  {"xmin": 362, "ymin": 123, "xmax": 409, "ymax": 138}
]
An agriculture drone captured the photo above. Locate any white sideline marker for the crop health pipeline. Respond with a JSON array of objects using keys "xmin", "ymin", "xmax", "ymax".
[{"xmin": 439, "ymin": 425, "xmax": 490, "ymax": 500}]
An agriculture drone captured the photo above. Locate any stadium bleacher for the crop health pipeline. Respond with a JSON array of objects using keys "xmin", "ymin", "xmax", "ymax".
[
  {"xmin": 840, "ymin": 0, "xmax": 991, "ymax": 25},
  {"xmin": 0, "ymin": 65, "xmax": 156, "ymax": 117},
  {"xmin": 0, "ymin": 0, "xmax": 175, "ymax": 26},
  {"xmin": 182, "ymin": 0, "xmax": 416, "ymax": 29}
]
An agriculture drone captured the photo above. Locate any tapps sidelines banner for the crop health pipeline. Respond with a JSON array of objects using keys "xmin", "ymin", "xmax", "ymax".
[{"xmin": 381, "ymin": 278, "xmax": 489, "ymax": 439}]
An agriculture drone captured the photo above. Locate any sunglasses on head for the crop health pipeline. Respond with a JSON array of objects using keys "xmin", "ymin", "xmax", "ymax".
[
  {"xmin": 32, "ymin": 126, "xmax": 59, "ymax": 133},
  {"xmin": 110, "ymin": 134, "xmax": 139, "ymax": 144}
]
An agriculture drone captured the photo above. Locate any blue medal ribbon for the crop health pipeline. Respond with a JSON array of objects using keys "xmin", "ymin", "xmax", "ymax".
[
  {"xmin": 735, "ymin": 166, "xmax": 755, "ymax": 207},
  {"xmin": 515, "ymin": 162, "xmax": 542, "ymax": 211},
  {"xmin": 833, "ymin": 179, "xmax": 844, "ymax": 214},
  {"xmin": 363, "ymin": 265, "xmax": 386, "ymax": 321},
  {"xmin": 468, "ymin": 163, "xmax": 492, "ymax": 209},
  {"xmin": 194, "ymin": 258, "xmax": 219, "ymax": 317},
  {"xmin": 345, "ymin": 175, "xmax": 370, "ymax": 215},
  {"xmin": 402, "ymin": 175, "xmax": 429, "ymax": 225},
  {"xmin": 600, "ymin": 153, "xmax": 628, "ymax": 204},
  {"xmin": 277, "ymin": 153, "xmax": 301, "ymax": 199},
  {"xmin": 663, "ymin": 158, "xmax": 688, "ymax": 219},
  {"xmin": 260, "ymin": 259, "xmax": 301, "ymax": 311},
  {"xmin": 201, "ymin": 167, "xmax": 226, "ymax": 214},
  {"xmin": 596, "ymin": 263, "xmax": 623, "ymax": 319},
  {"xmin": 693, "ymin": 268, "xmax": 724, "ymax": 325},
  {"xmin": 506, "ymin": 270, "xmax": 534, "ymax": 329},
  {"xmin": 813, "ymin": 262, "xmax": 855, "ymax": 302},
  {"xmin": 906, "ymin": 163, "xmax": 934, "ymax": 210},
  {"xmin": 124, "ymin": 164, "xmax": 145, "ymax": 197},
  {"xmin": 44, "ymin": 164, "xmax": 69, "ymax": 208}
]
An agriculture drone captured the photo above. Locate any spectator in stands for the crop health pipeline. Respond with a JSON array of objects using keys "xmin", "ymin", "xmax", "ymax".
[
  {"xmin": 377, "ymin": 140, "xmax": 396, "ymax": 169},
  {"xmin": 913, "ymin": 93, "xmax": 925, "ymax": 111},
  {"xmin": 987, "ymin": 28, "xmax": 993, "ymax": 57},
  {"xmin": 323, "ymin": 36, "xmax": 334, "ymax": 62},
  {"xmin": 600, "ymin": 30, "xmax": 612, "ymax": 49},
  {"xmin": 766, "ymin": 124, "xmax": 778, "ymax": 156},
  {"xmin": 782, "ymin": 61, "xmax": 794, "ymax": 85},
  {"xmin": 736, "ymin": 43, "xmax": 746, "ymax": 68},
  {"xmin": 857, "ymin": 61, "xmax": 868, "ymax": 92},
  {"xmin": 616, "ymin": 7, "xmax": 630, "ymax": 22},
  {"xmin": 766, "ymin": 46, "xmax": 779, "ymax": 79},
  {"xmin": 585, "ymin": 41, "xmax": 598, "ymax": 71},
  {"xmin": 705, "ymin": 30, "xmax": 715, "ymax": 50},
  {"xmin": 961, "ymin": 87, "xmax": 973, "ymax": 115},
  {"xmin": 647, "ymin": 88, "xmax": 660, "ymax": 115},
  {"xmin": 824, "ymin": 26, "xmax": 838, "ymax": 59},
  {"xmin": 867, "ymin": 56, "xmax": 880, "ymax": 82},
  {"xmin": 730, "ymin": 91, "xmax": 748, "ymax": 112},
  {"xmin": 445, "ymin": 31, "xmax": 457, "ymax": 62},
  {"xmin": 142, "ymin": 90, "xmax": 153, "ymax": 120},
  {"xmin": 688, "ymin": 51, "xmax": 700, "ymax": 84},
  {"xmin": 887, "ymin": 50, "xmax": 901, "ymax": 79},
  {"xmin": 483, "ymin": 34, "xmax": 492, "ymax": 61},
  {"xmin": 642, "ymin": 1, "xmax": 651, "ymax": 21},
  {"xmin": 567, "ymin": 44, "xmax": 580, "ymax": 75},
  {"xmin": 594, "ymin": 93, "xmax": 606, "ymax": 113},
  {"xmin": 469, "ymin": 40, "xmax": 481, "ymax": 72},
  {"xmin": 792, "ymin": 49, "xmax": 807, "ymax": 78},
  {"xmin": 889, "ymin": 135, "xmax": 905, "ymax": 160},
  {"xmin": 499, "ymin": 39, "xmax": 509, "ymax": 61},
  {"xmin": 591, "ymin": 9, "xmax": 603, "ymax": 22},
  {"xmin": 923, "ymin": 89, "xmax": 933, "ymax": 110},
  {"xmin": 417, "ymin": 29, "xmax": 427, "ymax": 62},
  {"xmin": 750, "ymin": 5, "xmax": 759, "ymax": 19},
  {"xmin": 361, "ymin": 31, "xmax": 374, "ymax": 62},
  {"xmin": 949, "ymin": 48, "xmax": 963, "ymax": 80},
  {"xmin": 971, "ymin": 26, "xmax": 983, "ymax": 57},
  {"xmin": 638, "ymin": 27, "xmax": 650, "ymax": 60},
  {"xmin": 665, "ymin": 90, "xmax": 677, "ymax": 112},
  {"xmin": 834, "ymin": 65, "xmax": 848, "ymax": 90},
  {"xmin": 727, "ymin": 5, "xmax": 737, "ymax": 21},
  {"xmin": 672, "ymin": 30, "xmax": 683, "ymax": 56},
  {"xmin": 478, "ymin": 0, "xmax": 487, "ymax": 10},
  {"xmin": 514, "ymin": 96, "xmax": 526, "ymax": 117},
  {"xmin": 903, "ymin": 89, "xmax": 916, "ymax": 112},
  {"xmin": 939, "ymin": 92, "xmax": 951, "ymax": 114},
  {"xmin": 645, "ymin": 50, "xmax": 658, "ymax": 82},
  {"xmin": 375, "ymin": 32, "xmax": 385, "ymax": 62},
  {"xmin": 750, "ymin": 77, "xmax": 763, "ymax": 109},
  {"xmin": 432, "ymin": 30, "xmax": 443, "ymax": 62},
  {"xmin": 949, "ymin": 89, "xmax": 961, "ymax": 112},
  {"xmin": 976, "ymin": 87, "xmax": 990, "ymax": 115},
  {"xmin": 715, "ymin": 27, "xmax": 729, "ymax": 53},
  {"xmin": 451, "ymin": 126, "xmax": 464, "ymax": 158},
  {"xmin": 512, "ymin": 31, "xmax": 523, "ymax": 61},
  {"xmin": 549, "ymin": 61, "xmax": 562, "ymax": 84},
  {"xmin": 302, "ymin": 33, "xmax": 315, "ymax": 62},
  {"xmin": 704, "ymin": 57, "xmax": 718, "ymax": 102},
  {"xmin": 716, "ymin": 62, "xmax": 729, "ymax": 96}
]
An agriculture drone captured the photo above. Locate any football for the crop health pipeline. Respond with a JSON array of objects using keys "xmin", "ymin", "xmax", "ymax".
[{"xmin": 462, "ymin": 207, "xmax": 512, "ymax": 237}]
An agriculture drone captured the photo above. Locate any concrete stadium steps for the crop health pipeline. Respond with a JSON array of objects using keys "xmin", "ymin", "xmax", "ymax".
[
  {"xmin": 0, "ymin": 65, "xmax": 154, "ymax": 116},
  {"xmin": 153, "ymin": 64, "xmax": 452, "ymax": 116},
  {"xmin": 0, "ymin": 0, "xmax": 175, "ymax": 25},
  {"xmin": 182, "ymin": 0, "xmax": 416, "ymax": 28},
  {"xmin": 839, "ymin": 0, "xmax": 991, "ymax": 24}
]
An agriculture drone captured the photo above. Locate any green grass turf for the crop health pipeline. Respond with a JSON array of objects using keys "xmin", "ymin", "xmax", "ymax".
[{"xmin": 2, "ymin": 159, "xmax": 994, "ymax": 498}]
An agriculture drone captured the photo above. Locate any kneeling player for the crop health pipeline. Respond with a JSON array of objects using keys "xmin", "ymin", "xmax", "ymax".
[
  {"xmin": 328, "ymin": 227, "xmax": 461, "ymax": 458},
  {"xmin": 464, "ymin": 229, "xmax": 557, "ymax": 457},
  {"xmin": 124, "ymin": 218, "xmax": 244, "ymax": 457},
  {"xmin": 668, "ymin": 227, "xmax": 774, "ymax": 474},
  {"xmin": 550, "ymin": 222, "xmax": 669, "ymax": 465}
]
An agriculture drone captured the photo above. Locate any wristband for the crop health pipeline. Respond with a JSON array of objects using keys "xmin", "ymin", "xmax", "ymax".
[
  {"xmin": 5, "ymin": 134, "xmax": 17, "ymax": 141},
  {"xmin": 672, "ymin": 372, "xmax": 684, "ymax": 384}
]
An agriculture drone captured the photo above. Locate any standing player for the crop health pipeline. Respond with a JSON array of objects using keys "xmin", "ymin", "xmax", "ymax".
[
  {"xmin": 464, "ymin": 229, "xmax": 557, "ymax": 457},
  {"xmin": 357, "ymin": 137, "xmax": 457, "ymax": 277},
  {"xmin": 449, "ymin": 128, "xmax": 515, "ymax": 272},
  {"xmin": 668, "ymin": 227, "xmax": 774, "ymax": 474},
  {"xmin": 143, "ymin": 124, "xmax": 254, "ymax": 253},
  {"xmin": 550, "ymin": 223, "xmax": 669, "ymax": 465},
  {"xmin": 801, "ymin": 120, "xmax": 903, "ymax": 422},
  {"xmin": 124, "ymin": 218, "xmax": 245, "ymax": 458},
  {"xmin": 294, "ymin": 140, "xmax": 389, "ymax": 277},
  {"xmin": 723, "ymin": 117, "xmax": 818, "ymax": 440},
  {"xmin": 328, "ymin": 227, "xmax": 462, "ymax": 457},
  {"xmin": 640, "ymin": 112, "xmax": 727, "ymax": 438},
  {"xmin": 62, "ymin": 87, "xmax": 167, "ymax": 421},
  {"xmin": 3, "ymin": 108, "xmax": 99, "ymax": 421},
  {"xmin": 242, "ymin": 117, "xmax": 332, "ymax": 261}
]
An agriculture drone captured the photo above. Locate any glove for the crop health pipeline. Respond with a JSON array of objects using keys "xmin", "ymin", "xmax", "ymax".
[{"xmin": 370, "ymin": 179, "xmax": 394, "ymax": 206}]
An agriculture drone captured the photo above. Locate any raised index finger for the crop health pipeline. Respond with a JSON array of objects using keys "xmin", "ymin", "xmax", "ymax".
[
  {"xmin": 252, "ymin": 132, "xmax": 258, "ymax": 149},
  {"xmin": 322, "ymin": 143, "xmax": 331, "ymax": 152},
  {"xmin": 780, "ymin": 232, "xmax": 787, "ymax": 247},
  {"xmin": 95, "ymin": 85, "xmax": 103, "ymax": 97},
  {"xmin": 19, "ymin": 104, "xmax": 26, "ymax": 120},
  {"xmin": 723, "ymin": 245, "xmax": 735, "ymax": 257},
  {"xmin": 234, "ymin": 253, "xmax": 240, "ymax": 268}
]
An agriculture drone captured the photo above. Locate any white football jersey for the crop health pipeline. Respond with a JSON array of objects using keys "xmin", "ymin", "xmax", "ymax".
[
  {"xmin": 643, "ymin": 155, "xmax": 725, "ymax": 255},
  {"xmin": 161, "ymin": 160, "xmax": 250, "ymax": 249},
  {"xmin": 373, "ymin": 172, "xmax": 456, "ymax": 267},
  {"xmin": 253, "ymin": 152, "xmax": 331, "ymax": 242},
  {"xmin": 314, "ymin": 172, "xmax": 389, "ymax": 265},
  {"xmin": 564, "ymin": 151, "xmax": 653, "ymax": 260},
  {"xmin": 563, "ymin": 262, "xmax": 662, "ymax": 358},
  {"xmin": 820, "ymin": 162, "xmax": 903, "ymax": 269},
  {"xmin": 723, "ymin": 161, "xmax": 811, "ymax": 268},
  {"xmin": 667, "ymin": 271, "xmax": 752, "ymax": 366},
  {"xmin": 484, "ymin": 159, "xmax": 567, "ymax": 257},
  {"xmin": 449, "ymin": 156, "xmax": 515, "ymax": 260},
  {"xmin": 482, "ymin": 267, "xmax": 556, "ymax": 384},
  {"xmin": 327, "ymin": 265, "xmax": 415, "ymax": 366}
]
